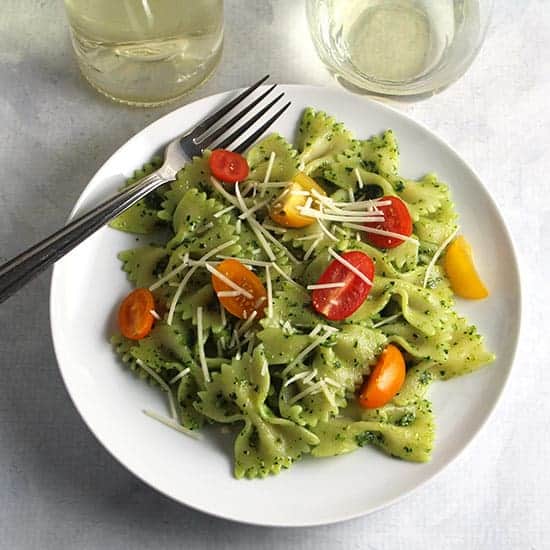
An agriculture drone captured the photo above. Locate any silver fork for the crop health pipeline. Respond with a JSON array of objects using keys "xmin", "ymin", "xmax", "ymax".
[{"xmin": 0, "ymin": 75, "xmax": 291, "ymax": 304}]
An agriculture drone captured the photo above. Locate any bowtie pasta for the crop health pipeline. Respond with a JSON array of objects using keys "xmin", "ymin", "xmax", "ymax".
[{"xmin": 110, "ymin": 108, "xmax": 494, "ymax": 479}]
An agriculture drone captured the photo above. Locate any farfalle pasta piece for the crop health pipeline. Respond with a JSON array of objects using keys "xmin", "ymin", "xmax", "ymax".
[{"xmin": 195, "ymin": 346, "xmax": 319, "ymax": 478}]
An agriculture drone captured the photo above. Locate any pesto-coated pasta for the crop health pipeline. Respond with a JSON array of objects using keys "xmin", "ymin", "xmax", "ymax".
[{"xmin": 110, "ymin": 108, "xmax": 494, "ymax": 479}]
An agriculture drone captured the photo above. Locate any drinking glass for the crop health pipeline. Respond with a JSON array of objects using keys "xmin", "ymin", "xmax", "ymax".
[
  {"xmin": 64, "ymin": 0, "xmax": 224, "ymax": 106},
  {"xmin": 306, "ymin": 0, "xmax": 493, "ymax": 97}
]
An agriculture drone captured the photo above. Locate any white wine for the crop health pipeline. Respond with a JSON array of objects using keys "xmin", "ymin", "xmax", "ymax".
[
  {"xmin": 307, "ymin": 0, "xmax": 487, "ymax": 96},
  {"xmin": 64, "ymin": 0, "xmax": 223, "ymax": 106}
]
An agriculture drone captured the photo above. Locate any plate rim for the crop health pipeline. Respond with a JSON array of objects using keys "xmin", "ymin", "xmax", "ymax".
[{"xmin": 49, "ymin": 84, "xmax": 522, "ymax": 527}]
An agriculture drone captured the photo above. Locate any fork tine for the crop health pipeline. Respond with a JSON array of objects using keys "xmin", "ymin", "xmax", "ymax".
[
  {"xmin": 188, "ymin": 75, "xmax": 270, "ymax": 139},
  {"xmin": 234, "ymin": 101, "xmax": 292, "ymax": 154},
  {"xmin": 214, "ymin": 93, "xmax": 285, "ymax": 151},
  {"xmin": 197, "ymin": 84, "xmax": 278, "ymax": 149}
]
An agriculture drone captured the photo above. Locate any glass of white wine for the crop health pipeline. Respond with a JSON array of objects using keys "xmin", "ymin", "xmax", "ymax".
[
  {"xmin": 64, "ymin": 0, "xmax": 224, "ymax": 106},
  {"xmin": 306, "ymin": 0, "xmax": 493, "ymax": 97}
]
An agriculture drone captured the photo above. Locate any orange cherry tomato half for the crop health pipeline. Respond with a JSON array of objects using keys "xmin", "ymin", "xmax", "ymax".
[
  {"xmin": 311, "ymin": 251, "xmax": 375, "ymax": 321},
  {"xmin": 358, "ymin": 344, "xmax": 406, "ymax": 409},
  {"xmin": 118, "ymin": 288, "xmax": 156, "ymax": 340},
  {"xmin": 211, "ymin": 258, "xmax": 267, "ymax": 320},
  {"xmin": 364, "ymin": 195, "xmax": 412, "ymax": 249},
  {"xmin": 209, "ymin": 149, "xmax": 249, "ymax": 183}
]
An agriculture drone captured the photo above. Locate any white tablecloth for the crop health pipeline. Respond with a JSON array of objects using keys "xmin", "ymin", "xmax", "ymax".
[{"xmin": 0, "ymin": 1, "xmax": 547, "ymax": 548}]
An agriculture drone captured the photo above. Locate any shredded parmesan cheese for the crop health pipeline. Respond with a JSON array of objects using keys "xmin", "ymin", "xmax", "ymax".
[
  {"xmin": 372, "ymin": 313, "xmax": 402, "ymax": 328},
  {"xmin": 216, "ymin": 255, "xmax": 271, "ymax": 266},
  {"xmin": 306, "ymin": 282, "xmax": 346, "ymax": 290},
  {"xmin": 196, "ymin": 307, "xmax": 210, "ymax": 383},
  {"xmin": 283, "ymin": 370, "xmax": 310, "ymax": 387},
  {"xmin": 205, "ymin": 264, "xmax": 253, "ymax": 299},
  {"xmin": 288, "ymin": 381, "xmax": 323, "ymax": 405},
  {"xmin": 169, "ymin": 368, "xmax": 190, "ymax": 385},
  {"xmin": 142, "ymin": 409, "xmax": 201, "ymax": 439},
  {"xmin": 422, "ymin": 227, "xmax": 459, "ymax": 288},
  {"xmin": 238, "ymin": 198, "xmax": 270, "ymax": 220},
  {"xmin": 260, "ymin": 151, "xmax": 276, "ymax": 197},
  {"xmin": 213, "ymin": 205, "xmax": 236, "ymax": 218},
  {"xmin": 234, "ymin": 182, "xmax": 277, "ymax": 261},
  {"xmin": 271, "ymin": 263, "xmax": 309, "ymax": 295},
  {"xmin": 136, "ymin": 359, "xmax": 177, "ymax": 420},
  {"xmin": 265, "ymin": 265, "xmax": 273, "ymax": 319},
  {"xmin": 283, "ymin": 330, "xmax": 335, "ymax": 374},
  {"xmin": 216, "ymin": 290, "xmax": 241, "ymax": 298},
  {"xmin": 237, "ymin": 310, "xmax": 258, "ymax": 336},
  {"xmin": 342, "ymin": 222, "xmax": 419, "ymax": 245},
  {"xmin": 320, "ymin": 380, "xmax": 337, "ymax": 407},
  {"xmin": 149, "ymin": 255, "xmax": 189, "ymax": 291},
  {"xmin": 354, "ymin": 167, "xmax": 364, "ymax": 189},
  {"xmin": 166, "ymin": 239, "xmax": 238, "ymax": 325},
  {"xmin": 303, "ymin": 236, "xmax": 323, "ymax": 261},
  {"xmin": 328, "ymin": 247, "xmax": 373, "ymax": 286},
  {"xmin": 149, "ymin": 309, "xmax": 161, "ymax": 320}
]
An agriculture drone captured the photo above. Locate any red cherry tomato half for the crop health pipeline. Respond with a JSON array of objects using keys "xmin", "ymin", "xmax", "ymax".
[
  {"xmin": 311, "ymin": 251, "xmax": 375, "ymax": 321},
  {"xmin": 364, "ymin": 195, "xmax": 412, "ymax": 249},
  {"xmin": 209, "ymin": 149, "xmax": 249, "ymax": 183}
]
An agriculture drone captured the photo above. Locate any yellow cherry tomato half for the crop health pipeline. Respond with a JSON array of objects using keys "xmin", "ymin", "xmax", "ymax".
[
  {"xmin": 444, "ymin": 235, "xmax": 489, "ymax": 300},
  {"xmin": 269, "ymin": 172, "xmax": 326, "ymax": 228}
]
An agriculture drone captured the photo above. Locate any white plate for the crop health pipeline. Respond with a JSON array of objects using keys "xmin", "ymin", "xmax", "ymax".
[{"xmin": 50, "ymin": 85, "xmax": 521, "ymax": 527}]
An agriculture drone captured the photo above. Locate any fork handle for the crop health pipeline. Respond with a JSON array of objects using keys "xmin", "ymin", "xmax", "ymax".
[{"xmin": 0, "ymin": 169, "xmax": 171, "ymax": 304}]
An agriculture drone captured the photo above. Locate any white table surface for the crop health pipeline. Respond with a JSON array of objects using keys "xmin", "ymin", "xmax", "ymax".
[{"xmin": 1, "ymin": 1, "xmax": 548, "ymax": 548}]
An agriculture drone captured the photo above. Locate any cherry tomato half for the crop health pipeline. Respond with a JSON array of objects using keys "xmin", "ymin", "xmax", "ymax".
[
  {"xmin": 358, "ymin": 344, "xmax": 406, "ymax": 409},
  {"xmin": 311, "ymin": 251, "xmax": 375, "ymax": 321},
  {"xmin": 209, "ymin": 149, "xmax": 249, "ymax": 183},
  {"xmin": 269, "ymin": 172, "xmax": 326, "ymax": 228},
  {"xmin": 212, "ymin": 258, "xmax": 267, "ymax": 320},
  {"xmin": 118, "ymin": 288, "xmax": 156, "ymax": 340},
  {"xmin": 364, "ymin": 195, "xmax": 412, "ymax": 249}
]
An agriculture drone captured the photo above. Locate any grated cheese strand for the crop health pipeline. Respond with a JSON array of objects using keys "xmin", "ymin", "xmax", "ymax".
[
  {"xmin": 210, "ymin": 176, "xmax": 239, "ymax": 206},
  {"xmin": 328, "ymin": 247, "xmax": 373, "ymax": 286},
  {"xmin": 283, "ymin": 369, "xmax": 311, "ymax": 388},
  {"xmin": 354, "ymin": 167, "xmax": 364, "ymax": 189},
  {"xmin": 320, "ymin": 380, "xmax": 337, "ymax": 407},
  {"xmin": 216, "ymin": 255, "xmax": 272, "ymax": 267},
  {"xmin": 288, "ymin": 381, "xmax": 323, "ymax": 405},
  {"xmin": 237, "ymin": 310, "xmax": 258, "ymax": 336},
  {"xmin": 149, "ymin": 309, "xmax": 161, "ymax": 321},
  {"xmin": 196, "ymin": 307, "xmax": 210, "ymax": 383},
  {"xmin": 298, "ymin": 207, "xmax": 385, "ymax": 223},
  {"xmin": 136, "ymin": 359, "xmax": 177, "ymax": 420},
  {"xmin": 216, "ymin": 290, "xmax": 242, "ymax": 298},
  {"xmin": 303, "ymin": 236, "xmax": 323, "ymax": 261},
  {"xmin": 142, "ymin": 409, "xmax": 201, "ymax": 439},
  {"xmin": 149, "ymin": 254, "xmax": 189, "ymax": 291},
  {"xmin": 234, "ymin": 182, "xmax": 277, "ymax": 261},
  {"xmin": 307, "ymin": 282, "xmax": 346, "ymax": 290},
  {"xmin": 265, "ymin": 265, "xmax": 273, "ymax": 319},
  {"xmin": 303, "ymin": 368, "xmax": 318, "ymax": 385},
  {"xmin": 205, "ymin": 264, "xmax": 254, "ymax": 299},
  {"xmin": 294, "ymin": 233, "xmax": 323, "ymax": 242},
  {"xmin": 167, "ymin": 239, "xmax": 238, "ymax": 325},
  {"xmin": 372, "ymin": 313, "xmax": 402, "ymax": 329},
  {"xmin": 271, "ymin": 263, "xmax": 309, "ymax": 296},
  {"xmin": 213, "ymin": 205, "xmax": 236, "ymax": 218},
  {"xmin": 283, "ymin": 331, "xmax": 335, "ymax": 375},
  {"xmin": 422, "ymin": 227, "xmax": 459, "ymax": 288},
  {"xmin": 342, "ymin": 222, "xmax": 419, "ymax": 245},
  {"xmin": 169, "ymin": 367, "xmax": 191, "ymax": 385},
  {"xmin": 260, "ymin": 151, "xmax": 276, "ymax": 197},
  {"xmin": 238, "ymin": 198, "xmax": 270, "ymax": 220}
]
